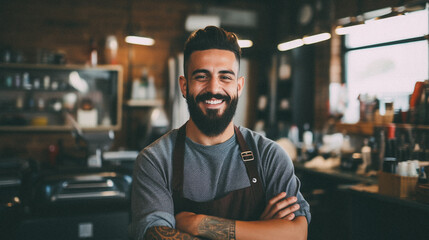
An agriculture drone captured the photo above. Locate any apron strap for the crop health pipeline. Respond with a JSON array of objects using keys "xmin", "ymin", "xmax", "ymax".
[
  {"xmin": 234, "ymin": 125, "xmax": 264, "ymax": 200},
  {"xmin": 172, "ymin": 124, "xmax": 186, "ymax": 194}
]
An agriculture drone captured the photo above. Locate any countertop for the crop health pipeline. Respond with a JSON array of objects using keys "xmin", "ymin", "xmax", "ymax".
[{"xmin": 293, "ymin": 162, "xmax": 429, "ymax": 212}]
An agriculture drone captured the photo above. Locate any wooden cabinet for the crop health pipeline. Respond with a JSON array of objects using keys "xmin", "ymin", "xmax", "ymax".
[{"xmin": 0, "ymin": 64, "xmax": 122, "ymax": 131}]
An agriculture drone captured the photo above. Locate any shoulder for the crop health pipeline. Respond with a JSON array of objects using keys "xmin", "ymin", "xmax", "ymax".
[
  {"xmin": 237, "ymin": 126, "xmax": 271, "ymax": 144},
  {"xmin": 237, "ymin": 126, "xmax": 292, "ymax": 168},
  {"xmin": 136, "ymin": 129, "xmax": 178, "ymax": 166},
  {"xmin": 238, "ymin": 126, "xmax": 286, "ymax": 155},
  {"xmin": 145, "ymin": 129, "xmax": 178, "ymax": 151}
]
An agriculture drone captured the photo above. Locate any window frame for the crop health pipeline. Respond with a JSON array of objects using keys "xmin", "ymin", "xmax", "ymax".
[{"xmin": 340, "ymin": 10, "xmax": 429, "ymax": 123}]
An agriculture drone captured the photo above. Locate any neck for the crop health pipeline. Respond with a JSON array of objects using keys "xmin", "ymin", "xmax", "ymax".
[{"xmin": 186, "ymin": 119, "xmax": 235, "ymax": 146}]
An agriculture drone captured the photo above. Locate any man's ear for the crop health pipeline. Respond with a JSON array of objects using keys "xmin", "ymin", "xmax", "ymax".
[
  {"xmin": 179, "ymin": 76, "xmax": 187, "ymax": 98},
  {"xmin": 237, "ymin": 76, "xmax": 245, "ymax": 96}
]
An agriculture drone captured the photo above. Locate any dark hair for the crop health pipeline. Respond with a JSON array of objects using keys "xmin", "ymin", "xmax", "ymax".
[{"xmin": 183, "ymin": 26, "xmax": 241, "ymax": 78}]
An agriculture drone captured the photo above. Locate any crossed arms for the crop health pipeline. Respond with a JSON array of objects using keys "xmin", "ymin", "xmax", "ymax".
[{"xmin": 144, "ymin": 192, "xmax": 308, "ymax": 240}]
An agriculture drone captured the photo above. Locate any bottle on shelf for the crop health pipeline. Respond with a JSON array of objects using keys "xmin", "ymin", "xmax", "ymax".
[
  {"xmin": 16, "ymin": 96, "xmax": 24, "ymax": 110},
  {"xmin": 26, "ymin": 95, "xmax": 35, "ymax": 110},
  {"xmin": 105, "ymin": 35, "xmax": 118, "ymax": 64},
  {"xmin": 43, "ymin": 75, "xmax": 50, "ymax": 90},
  {"xmin": 5, "ymin": 75, "xmax": 13, "ymax": 88},
  {"xmin": 33, "ymin": 78, "xmax": 41, "ymax": 90},
  {"xmin": 424, "ymin": 80, "xmax": 429, "ymax": 125},
  {"xmin": 37, "ymin": 98, "xmax": 45, "ymax": 111},
  {"xmin": 357, "ymin": 138, "xmax": 371, "ymax": 174},
  {"xmin": 369, "ymin": 136, "xmax": 380, "ymax": 171},
  {"xmin": 139, "ymin": 68, "xmax": 149, "ymax": 99},
  {"xmin": 14, "ymin": 74, "xmax": 21, "ymax": 88},
  {"xmin": 22, "ymin": 72, "xmax": 31, "ymax": 90},
  {"xmin": 411, "ymin": 142, "xmax": 423, "ymax": 161},
  {"xmin": 397, "ymin": 132, "xmax": 410, "ymax": 162},
  {"xmin": 382, "ymin": 123, "xmax": 398, "ymax": 173},
  {"xmin": 418, "ymin": 166, "xmax": 428, "ymax": 184},
  {"xmin": 409, "ymin": 81, "xmax": 425, "ymax": 124},
  {"xmin": 89, "ymin": 37, "xmax": 98, "ymax": 67},
  {"xmin": 147, "ymin": 74, "xmax": 156, "ymax": 100},
  {"xmin": 131, "ymin": 68, "xmax": 152, "ymax": 100},
  {"xmin": 51, "ymin": 81, "xmax": 58, "ymax": 91}
]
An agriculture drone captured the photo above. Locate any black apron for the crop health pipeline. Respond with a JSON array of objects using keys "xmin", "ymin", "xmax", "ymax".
[{"xmin": 172, "ymin": 124, "xmax": 265, "ymax": 221}]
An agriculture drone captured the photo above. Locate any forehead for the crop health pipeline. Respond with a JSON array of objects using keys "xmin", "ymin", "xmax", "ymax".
[{"xmin": 188, "ymin": 49, "xmax": 239, "ymax": 73}]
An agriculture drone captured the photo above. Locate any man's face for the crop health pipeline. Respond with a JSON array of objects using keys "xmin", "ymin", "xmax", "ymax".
[{"xmin": 180, "ymin": 49, "xmax": 244, "ymax": 136}]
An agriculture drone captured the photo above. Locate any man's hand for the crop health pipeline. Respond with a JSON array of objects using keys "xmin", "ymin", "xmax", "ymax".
[
  {"xmin": 259, "ymin": 192, "xmax": 300, "ymax": 220},
  {"xmin": 175, "ymin": 212, "xmax": 204, "ymax": 236}
]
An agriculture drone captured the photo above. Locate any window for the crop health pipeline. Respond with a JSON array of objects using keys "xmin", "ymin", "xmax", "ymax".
[{"xmin": 341, "ymin": 8, "xmax": 428, "ymax": 123}]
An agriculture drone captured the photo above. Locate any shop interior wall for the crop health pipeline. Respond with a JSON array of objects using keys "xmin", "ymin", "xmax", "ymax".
[{"xmin": 0, "ymin": 0, "xmax": 268, "ymax": 163}]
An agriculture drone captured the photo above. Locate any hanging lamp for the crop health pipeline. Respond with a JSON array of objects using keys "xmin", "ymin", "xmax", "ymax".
[{"xmin": 125, "ymin": 0, "xmax": 155, "ymax": 46}]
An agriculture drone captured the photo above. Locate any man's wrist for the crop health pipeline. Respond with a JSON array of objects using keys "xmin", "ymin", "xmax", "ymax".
[{"xmin": 197, "ymin": 216, "xmax": 236, "ymax": 240}]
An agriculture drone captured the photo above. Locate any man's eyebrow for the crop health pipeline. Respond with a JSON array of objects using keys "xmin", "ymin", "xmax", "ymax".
[
  {"xmin": 191, "ymin": 69, "xmax": 210, "ymax": 76},
  {"xmin": 219, "ymin": 70, "xmax": 236, "ymax": 76},
  {"xmin": 191, "ymin": 69, "xmax": 236, "ymax": 76}
]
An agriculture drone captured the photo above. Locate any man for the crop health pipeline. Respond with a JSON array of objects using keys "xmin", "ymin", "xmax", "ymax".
[{"xmin": 131, "ymin": 26, "xmax": 310, "ymax": 240}]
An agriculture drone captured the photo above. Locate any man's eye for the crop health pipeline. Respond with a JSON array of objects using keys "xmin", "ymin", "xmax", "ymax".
[
  {"xmin": 194, "ymin": 75, "xmax": 207, "ymax": 80},
  {"xmin": 220, "ymin": 75, "xmax": 233, "ymax": 81}
]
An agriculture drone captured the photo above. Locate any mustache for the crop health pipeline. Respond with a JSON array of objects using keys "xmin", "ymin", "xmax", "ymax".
[{"xmin": 195, "ymin": 92, "xmax": 231, "ymax": 102}]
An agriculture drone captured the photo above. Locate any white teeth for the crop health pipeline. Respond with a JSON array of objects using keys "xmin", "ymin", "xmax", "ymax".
[{"xmin": 205, "ymin": 99, "xmax": 222, "ymax": 104}]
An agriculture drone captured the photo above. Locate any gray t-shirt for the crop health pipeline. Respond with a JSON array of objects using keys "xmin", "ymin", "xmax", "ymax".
[{"xmin": 131, "ymin": 126, "xmax": 311, "ymax": 239}]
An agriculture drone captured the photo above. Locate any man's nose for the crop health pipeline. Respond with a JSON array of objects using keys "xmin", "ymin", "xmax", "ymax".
[{"xmin": 206, "ymin": 78, "xmax": 221, "ymax": 93}]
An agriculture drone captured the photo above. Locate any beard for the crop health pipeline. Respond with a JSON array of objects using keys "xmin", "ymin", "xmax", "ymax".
[{"xmin": 186, "ymin": 91, "xmax": 238, "ymax": 137}]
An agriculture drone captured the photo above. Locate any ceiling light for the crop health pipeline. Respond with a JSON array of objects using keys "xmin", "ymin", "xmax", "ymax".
[
  {"xmin": 125, "ymin": 0, "xmax": 155, "ymax": 46},
  {"xmin": 335, "ymin": 15, "xmax": 365, "ymax": 35},
  {"xmin": 185, "ymin": 15, "xmax": 221, "ymax": 32},
  {"xmin": 303, "ymin": 32, "xmax": 331, "ymax": 45},
  {"xmin": 335, "ymin": 21, "xmax": 366, "ymax": 35},
  {"xmin": 238, "ymin": 39, "xmax": 253, "ymax": 48},
  {"xmin": 335, "ymin": 24, "xmax": 364, "ymax": 35},
  {"xmin": 363, "ymin": 7, "xmax": 393, "ymax": 21},
  {"xmin": 277, "ymin": 39, "xmax": 304, "ymax": 51},
  {"xmin": 125, "ymin": 35, "xmax": 155, "ymax": 46}
]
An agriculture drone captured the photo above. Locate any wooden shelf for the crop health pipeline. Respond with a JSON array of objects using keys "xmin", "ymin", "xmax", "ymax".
[
  {"xmin": 125, "ymin": 99, "xmax": 164, "ymax": 107},
  {"xmin": 335, "ymin": 122, "xmax": 375, "ymax": 135},
  {"xmin": 336, "ymin": 122, "xmax": 429, "ymax": 135}
]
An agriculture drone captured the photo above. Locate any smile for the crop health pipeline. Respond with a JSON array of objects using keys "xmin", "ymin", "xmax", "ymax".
[{"xmin": 205, "ymin": 99, "xmax": 223, "ymax": 105}]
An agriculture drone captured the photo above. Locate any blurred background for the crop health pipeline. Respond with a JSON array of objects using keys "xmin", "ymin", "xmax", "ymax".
[{"xmin": 0, "ymin": 0, "xmax": 428, "ymax": 239}]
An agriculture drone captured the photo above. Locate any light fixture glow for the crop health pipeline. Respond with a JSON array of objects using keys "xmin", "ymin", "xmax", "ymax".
[
  {"xmin": 185, "ymin": 15, "xmax": 221, "ymax": 32},
  {"xmin": 277, "ymin": 39, "xmax": 304, "ymax": 51},
  {"xmin": 238, "ymin": 39, "xmax": 253, "ymax": 48},
  {"xmin": 302, "ymin": 32, "xmax": 331, "ymax": 45},
  {"xmin": 335, "ymin": 14, "xmax": 366, "ymax": 35},
  {"xmin": 335, "ymin": 23, "xmax": 366, "ymax": 35},
  {"xmin": 125, "ymin": 36, "xmax": 155, "ymax": 46},
  {"xmin": 363, "ymin": 7, "xmax": 393, "ymax": 21}
]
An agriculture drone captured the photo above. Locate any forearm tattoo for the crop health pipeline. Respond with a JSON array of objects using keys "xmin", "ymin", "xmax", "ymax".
[
  {"xmin": 197, "ymin": 216, "xmax": 236, "ymax": 240},
  {"xmin": 145, "ymin": 226, "xmax": 201, "ymax": 240}
]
